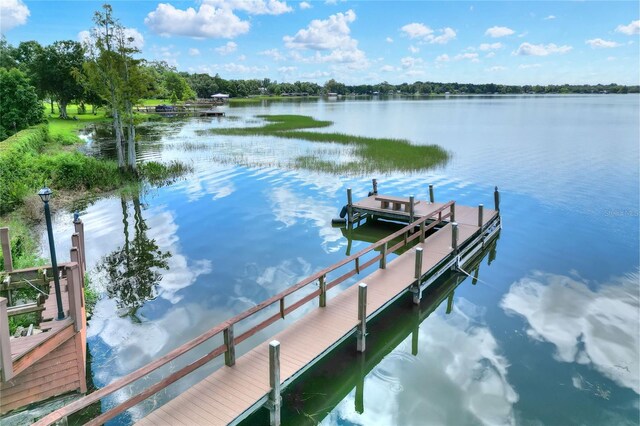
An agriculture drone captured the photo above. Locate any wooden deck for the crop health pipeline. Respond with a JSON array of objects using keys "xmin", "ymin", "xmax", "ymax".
[{"xmin": 138, "ymin": 203, "xmax": 497, "ymax": 425}]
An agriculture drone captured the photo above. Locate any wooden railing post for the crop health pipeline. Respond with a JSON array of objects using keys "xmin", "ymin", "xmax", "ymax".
[
  {"xmin": 0, "ymin": 228, "xmax": 12, "ymax": 272},
  {"xmin": 70, "ymin": 248, "xmax": 84, "ymax": 307},
  {"xmin": 372, "ymin": 179, "xmax": 377, "ymax": 195},
  {"xmin": 71, "ymin": 234, "xmax": 84, "ymax": 277},
  {"xmin": 66, "ymin": 263, "xmax": 83, "ymax": 332},
  {"xmin": 74, "ymin": 216, "xmax": 86, "ymax": 272},
  {"xmin": 494, "ymin": 186, "xmax": 500, "ymax": 212},
  {"xmin": 451, "ymin": 222, "xmax": 459, "ymax": 253},
  {"xmin": 478, "ymin": 204, "xmax": 484, "ymax": 228},
  {"xmin": 420, "ymin": 221, "xmax": 425, "ymax": 243},
  {"xmin": 450, "ymin": 202, "xmax": 456, "ymax": 222},
  {"xmin": 357, "ymin": 283, "xmax": 367, "ymax": 352},
  {"xmin": 429, "ymin": 184, "xmax": 434, "ymax": 203},
  {"xmin": 224, "ymin": 325, "xmax": 235, "ymax": 367},
  {"xmin": 380, "ymin": 242, "xmax": 387, "ymax": 269},
  {"xmin": 268, "ymin": 340, "xmax": 281, "ymax": 426},
  {"xmin": 0, "ymin": 297, "xmax": 13, "ymax": 381},
  {"xmin": 346, "ymin": 188, "xmax": 353, "ymax": 223},
  {"xmin": 355, "ymin": 257, "xmax": 360, "ymax": 274},
  {"xmin": 319, "ymin": 275, "xmax": 326, "ymax": 307},
  {"xmin": 409, "ymin": 195, "xmax": 415, "ymax": 224},
  {"xmin": 412, "ymin": 248, "xmax": 423, "ymax": 304}
]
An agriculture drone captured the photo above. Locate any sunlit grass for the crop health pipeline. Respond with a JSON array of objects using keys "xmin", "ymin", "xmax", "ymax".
[{"xmin": 203, "ymin": 115, "xmax": 449, "ymax": 173}]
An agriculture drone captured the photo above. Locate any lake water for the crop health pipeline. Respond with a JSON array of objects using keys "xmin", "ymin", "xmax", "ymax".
[{"xmin": 43, "ymin": 95, "xmax": 639, "ymax": 425}]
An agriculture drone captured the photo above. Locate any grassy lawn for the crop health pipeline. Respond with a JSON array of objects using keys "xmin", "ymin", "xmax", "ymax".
[{"xmin": 203, "ymin": 115, "xmax": 450, "ymax": 173}]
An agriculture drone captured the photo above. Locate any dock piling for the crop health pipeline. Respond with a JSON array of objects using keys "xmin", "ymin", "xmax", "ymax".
[
  {"xmin": 451, "ymin": 222, "xmax": 459, "ymax": 252},
  {"xmin": 412, "ymin": 248, "xmax": 423, "ymax": 304},
  {"xmin": 357, "ymin": 283, "xmax": 367, "ymax": 352},
  {"xmin": 372, "ymin": 179, "xmax": 378, "ymax": 195},
  {"xmin": 450, "ymin": 203, "xmax": 456, "ymax": 222},
  {"xmin": 224, "ymin": 326, "xmax": 235, "ymax": 367},
  {"xmin": 478, "ymin": 204, "xmax": 484, "ymax": 228},
  {"xmin": 268, "ymin": 340, "xmax": 281, "ymax": 426},
  {"xmin": 420, "ymin": 221, "xmax": 425, "ymax": 243},
  {"xmin": 494, "ymin": 186, "xmax": 500, "ymax": 211},
  {"xmin": 380, "ymin": 242, "xmax": 387, "ymax": 269},
  {"xmin": 429, "ymin": 184, "xmax": 434, "ymax": 203},
  {"xmin": 409, "ymin": 195, "xmax": 415, "ymax": 224}
]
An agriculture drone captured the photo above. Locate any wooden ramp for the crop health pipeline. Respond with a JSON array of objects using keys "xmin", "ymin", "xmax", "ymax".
[{"xmin": 138, "ymin": 207, "xmax": 497, "ymax": 425}]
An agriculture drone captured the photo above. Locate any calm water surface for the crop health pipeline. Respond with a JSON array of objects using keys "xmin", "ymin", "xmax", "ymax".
[{"xmin": 44, "ymin": 96, "xmax": 639, "ymax": 425}]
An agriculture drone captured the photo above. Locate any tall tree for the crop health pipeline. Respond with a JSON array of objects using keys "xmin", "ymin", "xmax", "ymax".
[
  {"xmin": 37, "ymin": 41, "xmax": 85, "ymax": 119},
  {"xmin": 0, "ymin": 68, "xmax": 44, "ymax": 138}
]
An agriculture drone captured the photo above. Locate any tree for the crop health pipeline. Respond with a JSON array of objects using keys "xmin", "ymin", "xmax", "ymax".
[
  {"xmin": 163, "ymin": 71, "xmax": 194, "ymax": 101},
  {"xmin": 0, "ymin": 67, "xmax": 44, "ymax": 139},
  {"xmin": 36, "ymin": 41, "xmax": 85, "ymax": 119}
]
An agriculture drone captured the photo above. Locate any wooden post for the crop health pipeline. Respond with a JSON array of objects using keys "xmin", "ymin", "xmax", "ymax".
[
  {"xmin": 279, "ymin": 298, "xmax": 285, "ymax": 319},
  {"xmin": 412, "ymin": 247, "xmax": 423, "ymax": 304},
  {"xmin": 73, "ymin": 218, "xmax": 86, "ymax": 272},
  {"xmin": 355, "ymin": 352, "xmax": 365, "ymax": 414},
  {"xmin": 409, "ymin": 195, "xmax": 415, "ymax": 224},
  {"xmin": 494, "ymin": 186, "xmax": 500, "ymax": 212},
  {"xmin": 380, "ymin": 242, "xmax": 387, "ymax": 269},
  {"xmin": 478, "ymin": 204, "xmax": 484, "ymax": 228},
  {"xmin": 450, "ymin": 202, "xmax": 456, "ymax": 222},
  {"xmin": 224, "ymin": 325, "xmax": 235, "ymax": 366},
  {"xmin": 0, "ymin": 228, "xmax": 12, "ymax": 272},
  {"xmin": 357, "ymin": 283, "xmax": 367, "ymax": 352},
  {"xmin": 355, "ymin": 257, "xmax": 360, "ymax": 274},
  {"xmin": 420, "ymin": 221, "xmax": 425, "ymax": 243},
  {"xmin": 451, "ymin": 222, "xmax": 458, "ymax": 252},
  {"xmin": 67, "ymin": 263, "xmax": 83, "ymax": 332},
  {"xmin": 319, "ymin": 274, "xmax": 326, "ymax": 307},
  {"xmin": 72, "ymin": 234, "xmax": 84, "ymax": 276},
  {"xmin": 446, "ymin": 291, "xmax": 454, "ymax": 314},
  {"xmin": 411, "ymin": 305, "xmax": 420, "ymax": 356},
  {"xmin": 268, "ymin": 340, "xmax": 281, "ymax": 426},
  {"xmin": 346, "ymin": 188, "xmax": 353, "ymax": 223},
  {"xmin": 372, "ymin": 179, "xmax": 378, "ymax": 195},
  {"xmin": 70, "ymin": 248, "xmax": 84, "ymax": 307},
  {"xmin": 0, "ymin": 297, "xmax": 13, "ymax": 381},
  {"xmin": 429, "ymin": 184, "xmax": 434, "ymax": 203}
]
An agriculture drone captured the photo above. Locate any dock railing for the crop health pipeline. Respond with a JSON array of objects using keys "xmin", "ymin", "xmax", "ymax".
[{"xmin": 35, "ymin": 201, "xmax": 455, "ymax": 426}]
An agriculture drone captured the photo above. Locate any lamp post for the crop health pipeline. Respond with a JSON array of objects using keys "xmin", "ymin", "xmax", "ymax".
[{"xmin": 38, "ymin": 187, "xmax": 65, "ymax": 320}]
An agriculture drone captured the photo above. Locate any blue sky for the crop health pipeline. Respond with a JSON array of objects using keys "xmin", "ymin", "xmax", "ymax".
[{"xmin": 1, "ymin": 0, "xmax": 639, "ymax": 85}]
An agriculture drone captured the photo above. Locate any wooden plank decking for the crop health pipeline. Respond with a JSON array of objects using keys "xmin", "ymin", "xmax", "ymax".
[{"xmin": 138, "ymin": 204, "xmax": 498, "ymax": 425}]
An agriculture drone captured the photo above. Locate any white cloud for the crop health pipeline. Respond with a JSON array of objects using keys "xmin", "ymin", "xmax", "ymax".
[
  {"xmin": 485, "ymin": 51, "xmax": 496, "ymax": 58},
  {"xmin": 150, "ymin": 44, "xmax": 180, "ymax": 66},
  {"xmin": 259, "ymin": 48, "xmax": 285, "ymax": 61},
  {"xmin": 485, "ymin": 26, "xmax": 515, "ymax": 38},
  {"xmin": 277, "ymin": 66, "xmax": 296, "ymax": 73},
  {"xmin": 283, "ymin": 9, "xmax": 368, "ymax": 68},
  {"xmin": 543, "ymin": 15, "xmax": 556, "ymax": 20},
  {"xmin": 479, "ymin": 42, "xmax": 503, "ymax": 51},
  {"xmin": 223, "ymin": 62, "xmax": 268, "ymax": 74},
  {"xmin": 435, "ymin": 54, "xmax": 450, "ymax": 62},
  {"xmin": 408, "ymin": 45, "xmax": 420, "ymax": 53},
  {"xmin": 585, "ymin": 38, "xmax": 620, "ymax": 49},
  {"xmin": 0, "ymin": 0, "xmax": 29, "ymax": 31},
  {"xmin": 299, "ymin": 1, "xmax": 311, "ymax": 9},
  {"xmin": 401, "ymin": 22, "xmax": 432, "ymax": 39},
  {"xmin": 380, "ymin": 64, "xmax": 397, "ymax": 72},
  {"xmin": 400, "ymin": 56, "xmax": 423, "ymax": 69},
  {"xmin": 514, "ymin": 42, "xmax": 572, "ymax": 56},
  {"xmin": 188, "ymin": 48, "xmax": 201, "ymax": 56},
  {"xmin": 145, "ymin": 3, "xmax": 250, "ymax": 39},
  {"xmin": 615, "ymin": 20, "xmax": 640, "ymax": 35},
  {"xmin": 486, "ymin": 65, "xmax": 507, "ymax": 72},
  {"xmin": 519, "ymin": 63, "xmax": 541, "ymax": 69},
  {"xmin": 204, "ymin": 0, "xmax": 292, "ymax": 15},
  {"xmin": 237, "ymin": 54, "xmax": 246, "ymax": 61},
  {"xmin": 501, "ymin": 271, "xmax": 639, "ymax": 394},
  {"xmin": 454, "ymin": 52, "xmax": 479, "ymax": 62},
  {"xmin": 299, "ymin": 70, "xmax": 330, "ymax": 79},
  {"xmin": 401, "ymin": 22, "xmax": 456, "ymax": 44},
  {"xmin": 214, "ymin": 41, "xmax": 238, "ymax": 55},
  {"xmin": 386, "ymin": 37, "xmax": 394, "ymax": 43},
  {"xmin": 78, "ymin": 27, "xmax": 145, "ymax": 50}
]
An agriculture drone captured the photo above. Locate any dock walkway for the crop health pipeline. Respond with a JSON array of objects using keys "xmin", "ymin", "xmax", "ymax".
[{"xmin": 138, "ymin": 198, "xmax": 497, "ymax": 425}]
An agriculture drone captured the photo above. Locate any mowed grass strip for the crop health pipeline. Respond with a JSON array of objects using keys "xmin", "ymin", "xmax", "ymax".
[{"xmin": 204, "ymin": 115, "xmax": 449, "ymax": 172}]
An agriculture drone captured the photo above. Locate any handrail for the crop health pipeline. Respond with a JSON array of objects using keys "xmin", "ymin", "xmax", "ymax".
[{"xmin": 35, "ymin": 200, "xmax": 455, "ymax": 425}]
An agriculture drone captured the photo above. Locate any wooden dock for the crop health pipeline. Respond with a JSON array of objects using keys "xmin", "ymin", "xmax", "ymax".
[{"xmin": 36, "ymin": 186, "xmax": 501, "ymax": 426}]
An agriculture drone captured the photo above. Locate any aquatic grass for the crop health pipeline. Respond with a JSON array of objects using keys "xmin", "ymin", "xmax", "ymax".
[{"xmin": 204, "ymin": 115, "xmax": 449, "ymax": 173}]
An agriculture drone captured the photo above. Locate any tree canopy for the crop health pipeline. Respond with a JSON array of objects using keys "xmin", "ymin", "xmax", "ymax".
[{"xmin": 0, "ymin": 67, "xmax": 44, "ymax": 139}]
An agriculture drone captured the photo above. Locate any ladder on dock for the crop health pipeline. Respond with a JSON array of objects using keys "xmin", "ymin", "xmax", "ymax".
[{"xmin": 35, "ymin": 188, "xmax": 501, "ymax": 426}]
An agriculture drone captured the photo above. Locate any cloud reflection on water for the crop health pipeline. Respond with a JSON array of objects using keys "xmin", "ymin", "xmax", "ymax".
[
  {"xmin": 501, "ymin": 270, "xmax": 639, "ymax": 394},
  {"xmin": 323, "ymin": 299, "xmax": 518, "ymax": 426}
]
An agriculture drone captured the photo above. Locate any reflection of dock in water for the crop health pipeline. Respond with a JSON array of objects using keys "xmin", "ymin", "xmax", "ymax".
[{"xmin": 37, "ymin": 183, "xmax": 502, "ymax": 426}]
